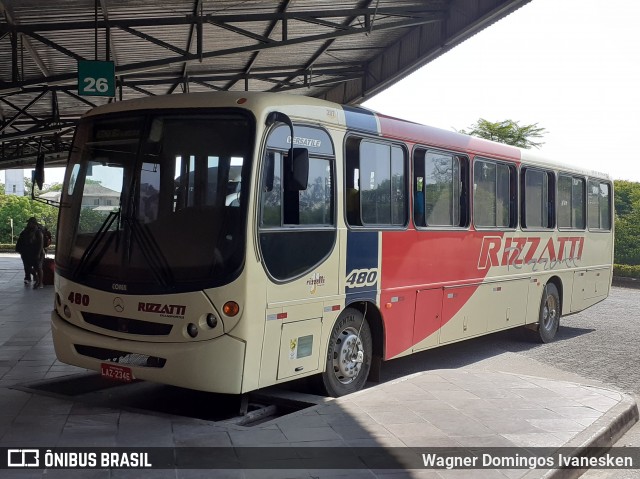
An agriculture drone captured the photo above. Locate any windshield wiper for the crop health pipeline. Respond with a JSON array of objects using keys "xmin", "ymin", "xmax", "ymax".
[
  {"xmin": 73, "ymin": 209, "xmax": 121, "ymax": 279},
  {"xmin": 123, "ymin": 216, "xmax": 175, "ymax": 290}
]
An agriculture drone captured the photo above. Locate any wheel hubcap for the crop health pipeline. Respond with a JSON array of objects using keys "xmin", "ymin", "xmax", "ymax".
[
  {"xmin": 542, "ymin": 294, "xmax": 557, "ymax": 330},
  {"xmin": 332, "ymin": 327, "xmax": 364, "ymax": 384}
]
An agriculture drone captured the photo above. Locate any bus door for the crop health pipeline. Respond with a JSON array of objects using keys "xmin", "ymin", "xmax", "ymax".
[{"xmin": 258, "ymin": 124, "xmax": 339, "ymax": 382}]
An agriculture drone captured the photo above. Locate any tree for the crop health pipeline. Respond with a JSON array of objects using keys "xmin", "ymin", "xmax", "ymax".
[
  {"xmin": 458, "ymin": 118, "xmax": 546, "ymax": 149},
  {"xmin": 613, "ymin": 180, "xmax": 640, "ymax": 218},
  {"xmin": 24, "ymin": 176, "xmax": 33, "ymax": 195},
  {"xmin": 0, "ymin": 194, "xmax": 58, "ymax": 244},
  {"xmin": 614, "ymin": 180, "xmax": 640, "ymax": 266},
  {"xmin": 615, "ymin": 212, "xmax": 640, "ymax": 265}
]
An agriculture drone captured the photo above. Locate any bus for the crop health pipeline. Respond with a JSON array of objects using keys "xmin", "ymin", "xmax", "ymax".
[{"xmin": 50, "ymin": 91, "xmax": 614, "ymax": 397}]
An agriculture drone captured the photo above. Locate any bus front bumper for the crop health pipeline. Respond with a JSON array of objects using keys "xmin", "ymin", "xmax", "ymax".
[{"xmin": 51, "ymin": 312, "xmax": 246, "ymax": 394}]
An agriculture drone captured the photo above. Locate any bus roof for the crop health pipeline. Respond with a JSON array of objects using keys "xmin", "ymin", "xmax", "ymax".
[{"xmin": 82, "ymin": 91, "xmax": 610, "ymax": 181}]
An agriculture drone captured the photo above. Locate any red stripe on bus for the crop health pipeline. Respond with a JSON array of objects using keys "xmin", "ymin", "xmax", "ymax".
[{"xmin": 379, "ymin": 230, "xmax": 501, "ymax": 358}]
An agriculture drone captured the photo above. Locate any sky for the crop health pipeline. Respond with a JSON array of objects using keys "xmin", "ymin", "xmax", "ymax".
[
  {"xmin": 1, "ymin": 0, "xmax": 639, "ymax": 185},
  {"xmin": 363, "ymin": 0, "xmax": 640, "ymax": 182}
]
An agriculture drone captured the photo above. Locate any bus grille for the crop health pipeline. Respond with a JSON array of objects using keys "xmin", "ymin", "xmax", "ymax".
[
  {"xmin": 82, "ymin": 312, "xmax": 173, "ymax": 336},
  {"xmin": 74, "ymin": 345, "xmax": 166, "ymax": 368}
]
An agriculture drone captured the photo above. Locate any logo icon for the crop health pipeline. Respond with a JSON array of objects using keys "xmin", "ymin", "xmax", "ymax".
[
  {"xmin": 8, "ymin": 449, "xmax": 40, "ymax": 467},
  {"xmin": 113, "ymin": 297, "xmax": 125, "ymax": 313}
]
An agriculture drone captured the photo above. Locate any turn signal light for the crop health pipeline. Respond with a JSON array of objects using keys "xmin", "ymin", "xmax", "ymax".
[{"xmin": 223, "ymin": 301, "xmax": 240, "ymax": 317}]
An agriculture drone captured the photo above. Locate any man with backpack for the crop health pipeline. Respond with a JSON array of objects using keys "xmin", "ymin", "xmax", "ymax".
[{"xmin": 15, "ymin": 217, "xmax": 45, "ymax": 289}]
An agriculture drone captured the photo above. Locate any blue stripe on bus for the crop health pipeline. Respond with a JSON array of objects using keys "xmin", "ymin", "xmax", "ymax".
[
  {"xmin": 345, "ymin": 230, "xmax": 379, "ymax": 303},
  {"xmin": 343, "ymin": 106, "xmax": 379, "ymax": 134}
]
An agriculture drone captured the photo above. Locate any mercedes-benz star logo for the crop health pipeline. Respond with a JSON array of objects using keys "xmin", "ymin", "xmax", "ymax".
[{"xmin": 113, "ymin": 297, "xmax": 125, "ymax": 313}]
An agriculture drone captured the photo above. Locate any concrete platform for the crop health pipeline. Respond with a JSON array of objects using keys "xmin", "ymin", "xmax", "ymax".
[{"xmin": 0, "ymin": 253, "xmax": 637, "ymax": 478}]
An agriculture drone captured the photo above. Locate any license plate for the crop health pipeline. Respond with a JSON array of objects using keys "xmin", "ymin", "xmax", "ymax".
[{"xmin": 100, "ymin": 363, "xmax": 134, "ymax": 383}]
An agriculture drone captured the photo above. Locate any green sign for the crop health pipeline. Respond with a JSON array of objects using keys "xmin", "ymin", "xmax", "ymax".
[{"xmin": 77, "ymin": 60, "xmax": 115, "ymax": 97}]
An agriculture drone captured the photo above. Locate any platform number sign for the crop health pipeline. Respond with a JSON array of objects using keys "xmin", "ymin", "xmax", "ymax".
[{"xmin": 77, "ymin": 60, "xmax": 115, "ymax": 97}]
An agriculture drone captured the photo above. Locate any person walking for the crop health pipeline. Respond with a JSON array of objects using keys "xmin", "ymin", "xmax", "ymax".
[
  {"xmin": 15, "ymin": 217, "xmax": 44, "ymax": 289},
  {"xmin": 15, "ymin": 220, "xmax": 34, "ymax": 283}
]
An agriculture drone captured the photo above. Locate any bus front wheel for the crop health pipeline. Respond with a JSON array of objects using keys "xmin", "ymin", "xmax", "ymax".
[
  {"xmin": 320, "ymin": 308, "xmax": 372, "ymax": 397},
  {"xmin": 534, "ymin": 283, "xmax": 560, "ymax": 343}
]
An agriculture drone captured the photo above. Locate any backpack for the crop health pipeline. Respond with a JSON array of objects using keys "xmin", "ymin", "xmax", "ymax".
[{"xmin": 41, "ymin": 226, "xmax": 52, "ymax": 249}]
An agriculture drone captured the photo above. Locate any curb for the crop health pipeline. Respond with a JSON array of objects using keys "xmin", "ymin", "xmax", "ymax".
[
  {"xmin": 612, "ymin": 276, "xmax": 640, "ymax": 289},
  {"xmin": 523, "ymin": 391, "xmax": 639, "ymax": 479}
]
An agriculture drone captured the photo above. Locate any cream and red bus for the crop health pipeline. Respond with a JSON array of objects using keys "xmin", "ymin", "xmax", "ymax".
[{"xmin": 50, "ymin": 91, "xmax": 613, "ymax": 397}]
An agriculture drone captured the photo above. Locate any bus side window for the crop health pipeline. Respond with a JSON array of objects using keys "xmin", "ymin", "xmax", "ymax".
[
  {"xmin": 345, "ymin": 138, "xmax": 361, "ymax": 226},
  {"xmin": 261, "ymin": 151, "xmax": 282, "ymax": 227},
  {"xmin": 473, "ymin": 159, "xmax": 517, "ymax": 229},
  {"xmin": 587, "ymin": 179, "xmax": 612, "ymax": 230},
  {"xmin": 413, "ymin": 148, "xmax": 469, "ymax": 228},
  {"xmin": 558, "ymin": 175, "xmax": 586, "ymax": 230},
  {"xmin": 345, "ymin": 136, "xmax": 407, "ymax": 228},
  {"xmin": 521, "ymin": 168, "xmax": 555, "ymax": 229}
]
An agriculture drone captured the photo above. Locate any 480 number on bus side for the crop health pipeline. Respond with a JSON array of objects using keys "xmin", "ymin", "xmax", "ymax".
[{"xmin": 345, "ymin": 268, "xmax": 378, "ymax": 288}]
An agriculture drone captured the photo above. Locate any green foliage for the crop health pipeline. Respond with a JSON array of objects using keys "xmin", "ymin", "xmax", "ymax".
[
  {"xmin": 0, "ymin": 194, "xmax": 58, "ymax": 244},
  {"xmin": 614, "ymin": 264, "xmax": 640, "ymax": 279},
  {"xmin": 613, "ymin": 180, "xmax": 640, "ymax": 267},
  {"xmin": 458, "ymin": 118, "xmax": 546, "ymax": 149},
  {"xmin": 78, "ymin": 208, "xmax": 111, "ymax": 233},
  {"xmin": 613, "ymin": 180, "xmax": 640, "ymax": 217}
]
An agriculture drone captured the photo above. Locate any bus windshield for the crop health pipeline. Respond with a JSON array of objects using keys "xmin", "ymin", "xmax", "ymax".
[{"xmin": 56, "ymin": 111, "xmax": 254, "ymax": 294}]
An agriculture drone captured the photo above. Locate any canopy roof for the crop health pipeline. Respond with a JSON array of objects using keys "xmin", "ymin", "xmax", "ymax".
[{"xmin": 0, "ymin": 0, "xmax": 530, "ymax": 169}]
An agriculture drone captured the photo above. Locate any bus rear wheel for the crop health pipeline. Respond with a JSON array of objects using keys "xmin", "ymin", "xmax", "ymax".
[
  {"xmin": 320, "ymin": 308, "xmax": 372, "ymax": 397},
  {"xmin": 533, "ymin": 282, "xmax": 560, "ymax": 343}
]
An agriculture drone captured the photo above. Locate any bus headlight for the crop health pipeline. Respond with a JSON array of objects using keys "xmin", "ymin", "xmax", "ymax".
[
  {"xmin": 206, "ymin": 313, "xmax": 218, "ymax": 328},
  {"xmin": 186, "ymin": 323, "xmax": 198, "ymax": 338}
]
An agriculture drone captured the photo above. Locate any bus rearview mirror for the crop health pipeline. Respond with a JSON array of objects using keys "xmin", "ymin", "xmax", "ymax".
[{"xmin": 285, "ymin": 148, "xmax": 309, "ymax": 191}]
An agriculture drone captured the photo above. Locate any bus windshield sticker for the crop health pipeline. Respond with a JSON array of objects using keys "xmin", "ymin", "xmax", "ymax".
[{"xmin": 289, "ymin": 338, "xmax": 297, "ymax": 360}]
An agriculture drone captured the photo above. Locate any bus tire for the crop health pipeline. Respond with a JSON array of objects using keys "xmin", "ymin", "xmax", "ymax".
[
  {"xmin": 535, "ymin": 283, "xmax": 560, "ymax": 343},
  {"xmin": 320, "ymin": 308, "xmax": 372, "ymax": 397}
]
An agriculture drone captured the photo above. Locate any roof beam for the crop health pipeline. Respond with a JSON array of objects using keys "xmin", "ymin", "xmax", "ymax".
[
  {"xmin": 270, "ymin": 0, "xmax": 376, "ymax": 92},
  {"xmin": 0, "ymin": 96, "xmax": 43, "ymax": 124},
  {"xmin": 169, "ymin": 0, "xmax": 202, "ymax": 95},
  {"xmin": 0, "ymin": 90, "xmax": 48, "ymax": 134},
  {"xmin": 100, "ymin": 0, "xmax": 121, "ymax": 65},
  {"xmin": 0, "ymin": 121, "xmax": 76, "ymax": 142},
  {"xmin": 22, "ymin": 31, "xmax": 86, "ymax": 62},
  {"xmin": 118, "ymin": 25, "xmax": 190, "ymax": 57},
  {"xmin": 21, "ymin": 34, "xmax": 51, "ymax": 77},
  {"xmin": 0, "ymin": 10, "xmax": 443, "ymax": 94},
  {"xmin": 224, "ymin": 0, "xmax": 291, "ymax": 92},
  {"xmin": 0, "ymin": 7, "xmax": 446, "ymax": 33}
]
